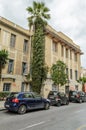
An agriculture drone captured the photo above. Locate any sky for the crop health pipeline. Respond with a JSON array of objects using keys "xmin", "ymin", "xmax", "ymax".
[{"xmin": 0, "ymin": 0, "xmax": 86, "ymax": 68}]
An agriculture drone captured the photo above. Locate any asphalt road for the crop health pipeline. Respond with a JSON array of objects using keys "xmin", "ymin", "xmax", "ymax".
[{"xmin": 0, "ymin": 103, "xmax": 86, "ymax": 130}]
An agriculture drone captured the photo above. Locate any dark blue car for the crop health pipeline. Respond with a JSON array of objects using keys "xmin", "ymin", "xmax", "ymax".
[{"xmin": 4, "ymin": 92, "xmax": 50, "ymax": 114}]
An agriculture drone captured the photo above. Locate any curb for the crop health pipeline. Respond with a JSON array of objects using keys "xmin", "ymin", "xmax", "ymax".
[{"xmin": 0, "ymin": 108, "xmax": 6, "ymax": 111}]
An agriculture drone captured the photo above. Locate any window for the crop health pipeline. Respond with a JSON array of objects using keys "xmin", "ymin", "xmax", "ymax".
[
  {"xmin": 3, "ymin": 83, "xmax": 11, "ymax": 91},
  {"xmin": 9, "ymin": 92, "xmax": 18, "ymax": 98},
  {"xmin": 10, "ymin": 34, "xmax": 16, "ymax": 47},
  {"xmin": 23, "ymin": 93, "xmax": 33, "ymax": 98},
  {"xmin": 70, "ymin": 69, "xmax": 72, "ymax": 79},
  {"xmin": 33, "ymin": 93, "xmax": 41, "ymax": 98},
  {"xmin": 66, "ymin": 68, "xmax": 68, "ymax": 75},
  {"xmin": 52, "ymin": 41, "xmax": 57, "ymax": 52},
  {"xmin": 8, "ymin": 59, "xmax": 14, "ymax": 73},
  {"xmin": 61, "ymin": 45, "xmax": 64, "ymax": 56},
  {"xmin": 21, "ymin": 82, "xmax": 25, "ymax": 92},
  {"xmin": 75, "ymin": 70, "xmax": 78, "ymax": 80},
  {"xmin": 23, "ymin": 39, "xmax": 28, "ymax": 53},
  {"xmin": 75, "ymin": 53, "xmax": 77, "ymax": 62},
  {"xmin": 59, "ymin": 92, "xmax": 65, "ymax": 97},
  {"xmin": 70, "ymin": 50, "xmax": 72, "ymax": 59},
  {"xmin": 22, "ymin": 62, "xmax": 27, "ymax": 75},
  {"xmin": 66, "ymin": 48, "xmax": 68, "ymax": 58}
]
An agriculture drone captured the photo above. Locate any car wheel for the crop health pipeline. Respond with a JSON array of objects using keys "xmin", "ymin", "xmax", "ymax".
[
  {"xmin": 44, "ymin": 102, "xmax": 50, "ymax": 110},
  {"xmin": 56, "ymin": 101, "xmax": 61, "ymax": 107},
  {"xmin": 18, "ymin": 105, "xmax": 27, "ymax": 114},
  {"xmin": 66, "ymin": 100, "xmax": 69, "ymax": 105}
]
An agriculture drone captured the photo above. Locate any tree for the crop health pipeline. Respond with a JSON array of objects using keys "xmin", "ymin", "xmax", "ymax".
[
  {"xmin": 27, "ymin": 1, "xmax": 50, "ymax": 93},
  {"xmin": 51, "ymin": 60, "xmax": 68, "ymax": 90},
  {"xmin": 77, "ymin": 77, "xmax": 86, "ymax": 91},
  {"xmin": 26, "ymin": 1, "xmax": 50, "ymax": 30},
  {"xmin": 0, "ymin": 49, "xmax": 8, "ymax": 82},
  {"xmin": 78, "ymin": 77, "xmax": 86, "ymax": 84}
]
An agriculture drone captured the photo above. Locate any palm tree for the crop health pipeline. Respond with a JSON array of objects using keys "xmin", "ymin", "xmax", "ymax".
[
  {"xmin": 26, "ymin": 1, "xmax": 50, "ymax": 29},
  {"xmin": 26, "ymin": 1, "xmax": 50, "ymax": 93},
  {"xmin": 0, "ymin": 49, "xmax": 8, "ymax": 80}
]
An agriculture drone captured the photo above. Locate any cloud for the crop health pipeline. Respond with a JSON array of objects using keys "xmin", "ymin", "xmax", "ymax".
[
  {"xmin": 47, "ymin": 0, "xmax": 86, "ymax": 67},
  {"xmin": 0, "ymin": 0, "xmax": 86, "ymax": 67},
  {"xmin": 0, "ymin": 0, "xmax": 29, "ymax": 28}
]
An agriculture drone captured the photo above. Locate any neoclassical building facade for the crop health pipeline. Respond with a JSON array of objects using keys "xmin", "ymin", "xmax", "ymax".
[{"xmin": 0, "ymin": 16, "xmax": 83, "ymax": 97}]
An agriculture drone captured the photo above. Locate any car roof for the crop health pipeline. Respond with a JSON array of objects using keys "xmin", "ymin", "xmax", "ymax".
[
  {"xmin": 10, "ymin": 92, "xmax": 34, "ymax": 95},
  {"xmin": 49, "ymin": 90, "xmax": 58, "ymax": 92}
]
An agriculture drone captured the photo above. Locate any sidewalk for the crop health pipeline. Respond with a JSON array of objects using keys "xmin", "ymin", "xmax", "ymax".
[{"xmin": 0, "ymin": 101, "xmax": 6, "ymax": 111}]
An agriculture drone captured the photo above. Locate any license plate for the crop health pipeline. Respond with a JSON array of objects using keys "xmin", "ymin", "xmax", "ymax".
[
  {"xmin": 6, "ymin": 104, "xmax": 9, "ymax": 107},
  {"xmin": 50, "ymin": 96, "xmax": 54, "ymax": 99}
]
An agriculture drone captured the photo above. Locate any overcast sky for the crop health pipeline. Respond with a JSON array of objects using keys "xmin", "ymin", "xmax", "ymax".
[{"xmin": 0, "ymin": 0, "xmax": 86, "ymax": 68}]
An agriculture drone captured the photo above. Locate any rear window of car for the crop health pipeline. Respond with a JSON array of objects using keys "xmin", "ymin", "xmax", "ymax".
[
  {"xmin": 69, "ymin": 91, "xmax": 77, "ymax": 96},
  {"xmin": 8, "ymin": 92, "xmax": 19, "ymax": 98},
  {"xmin": 72, "ymin": 92, "xmax": 77, "ymax": 95},
  {"xmin": 49, "ymin": 91, "xmax": 58, "ymax": 96},
  {"xmin": 59, "ymin": 92, "xmax": 65, "ymax": 97},
  {"xmin": 78, "ymin": 91, "xmax": 85, "ymax": 95}
]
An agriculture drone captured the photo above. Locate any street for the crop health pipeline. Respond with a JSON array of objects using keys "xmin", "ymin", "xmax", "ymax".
[{"xmin": 0, "ymin": 103, "xmax": 86, "ymax": 130}]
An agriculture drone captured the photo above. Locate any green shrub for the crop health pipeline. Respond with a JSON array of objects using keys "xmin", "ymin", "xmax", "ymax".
[{"xmin": 0, "ymin": 92, "xmax": 10, "ymax": 100}]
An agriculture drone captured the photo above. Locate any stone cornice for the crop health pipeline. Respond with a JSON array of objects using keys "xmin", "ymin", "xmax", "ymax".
[
  {"xmin": 0, "ymin": 16, "xmax": 31, "ymax": 38},
  {"xmin": 45, "ymin": 26, "xmax": 83, "ymax": 55}
]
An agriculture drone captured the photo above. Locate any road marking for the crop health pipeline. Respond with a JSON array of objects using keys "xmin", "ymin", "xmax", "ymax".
[
  {"xmin": 18, "ymin": 121, "xmax": 45, "ymax": 130},
  {"xmin": 76, "ymin": 124, "xmax": 86, "ymax": 130},
  {"xmin": 74, "ymin": 109, "xmax": 85, "ymax": 113}
]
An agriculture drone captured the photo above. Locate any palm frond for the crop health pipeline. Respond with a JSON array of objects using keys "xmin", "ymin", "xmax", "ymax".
[
  {"xmin": 43, "ymin": 7, "xmax": 50, "ymax": 13},
  {"xmin": 43, "ymin": 20, "xmax": 47, "ymax": 25},
  {"xmin": 42, "ymin": 13, "xmax": 50, "ymax": 19},
  {"xmin": 41, "ymin": 2, "xmax": 45, "ymax": 8},
  {"xmin": 26, "ymin": 7, "xmax": 33, "ymax": 14},
  {"xmin": 27, "ymin": 17, "xmax": 34, "ymax": 29},
  {"xmin": 33, "ymin": 1, "xmax": 38, "ymax": 10},
  {"xmin": 27, "ymin": 1, "xmax": 50, "ymax": 27}
]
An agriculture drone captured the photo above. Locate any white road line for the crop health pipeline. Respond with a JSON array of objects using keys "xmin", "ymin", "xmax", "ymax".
[
  {"xmin": 75, "ymin": 109, "xmax": 85, "ymax": 113},
  {"xmin": 18, "ymin": 121, "xmax": 45, "ymax": 130}
]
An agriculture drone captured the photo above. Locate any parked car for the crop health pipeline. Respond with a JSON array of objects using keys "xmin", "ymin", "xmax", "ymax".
[
  {"xmin": 4, "ymin": 92, "xmax": 50, "ymax": 114},
  {"xmin": 69, "ymin": 90, "xmax": 86, "ymax": 103},
  {"xmin": 48, "ymin": 90, "xmax": 69, "ymax": 106}
]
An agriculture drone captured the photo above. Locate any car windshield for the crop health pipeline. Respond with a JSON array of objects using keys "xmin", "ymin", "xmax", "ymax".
[{"xmin": 8, "ymin": 92, "xmax": 19, "ymax": 98}]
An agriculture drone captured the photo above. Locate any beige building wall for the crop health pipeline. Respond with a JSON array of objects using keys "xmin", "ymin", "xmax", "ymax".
[
  {"xmin": 44, "ymin": 25, "xmax": 82, "ymax": 97},
  {"xmin": 0, "ymin": 17, "xmax": 30, "ymax": 92},
  {"xmin": 0, "ymin": 17, "xmax": 83, "ymax": 98}
]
